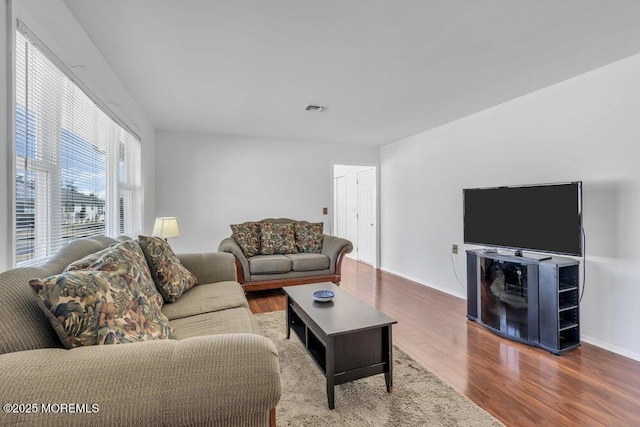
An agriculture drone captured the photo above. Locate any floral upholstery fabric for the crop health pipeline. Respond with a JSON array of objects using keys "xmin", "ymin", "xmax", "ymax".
[
  {"xmin": 64, "ymin": 247, "xmax": 112, "ymax": 272},
  {"xmin": 137, "ymin": 235, "xmax": 198, "ymax": 303},
  {"xmin": 231, "ymin": 222, "xmax": 261, "ymax": 258},
  {"xmin": 295, "ymin": 222, "xmax": 324, "ymax": 253},
  {"xmin": 260, "ymin": 222, "xmax": 298, "ymax": 255},
  {"xmin": 84, "ymin": 240, "xmax": 165, "ymax": 309},
  {"xmin": 29, "ymin": 241, "xmax": 173, "ymax": 349}
]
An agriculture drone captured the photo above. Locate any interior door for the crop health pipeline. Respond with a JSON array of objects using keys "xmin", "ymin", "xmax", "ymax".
[
  {"xmin": 333, "ymin": 176, "xmax": 347, "ymax": 237},
  {"xmin": 356, "ymin": 168, "xmax": 376, "ymax": 266}
]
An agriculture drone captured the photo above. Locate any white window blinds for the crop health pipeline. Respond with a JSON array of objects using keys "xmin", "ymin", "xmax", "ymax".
[{"xmin": 15, "ymin": 29, "xmax": 142, "ymax": 267}]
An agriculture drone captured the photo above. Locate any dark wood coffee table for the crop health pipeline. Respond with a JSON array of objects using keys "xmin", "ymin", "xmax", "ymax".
[{"xmin": 284, "ymin": 282, "xmax": 397, "ymax": 409}]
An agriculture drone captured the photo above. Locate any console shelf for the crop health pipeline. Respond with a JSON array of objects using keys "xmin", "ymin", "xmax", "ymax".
[{"xmin": 466, "ymin": 250, "xmax": 580, "ymax": 355}]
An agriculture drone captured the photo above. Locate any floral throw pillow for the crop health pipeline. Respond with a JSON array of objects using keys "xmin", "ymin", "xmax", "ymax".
[
  {"xmin": 29, "ymin": 242, "xmax": 173, "ymax": 349},
  {"xmin": 137, "ymin": 235, "xmax": 198, "ymax": 303},
  {"xmin": 260, "ymin": 222, "xmax": 298, "ymax": 255},
  {"xmin": 231, "ymin": 222, "xmax": 261, "ymax": 258},
  {"xmin": 84, "ymin": 240, "xmax": 165, "ymax": 309},
  {"xmin": 295, "ymin": 222, "xmax": 324, "ymax": 253},
  {"xmin": 64, "ymin": 246, "xmax": 113, "ymax": 272}
]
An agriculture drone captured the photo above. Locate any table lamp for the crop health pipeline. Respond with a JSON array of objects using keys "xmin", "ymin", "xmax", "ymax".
[{"xmin": 152, "ymin": 217, "xmax": 180, "ymax": 241}]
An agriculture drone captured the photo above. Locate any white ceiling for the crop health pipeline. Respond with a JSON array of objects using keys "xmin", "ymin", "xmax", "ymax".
[{"xmin": 62, "ymin": 0, "xmax": 640, "ymax": 146}]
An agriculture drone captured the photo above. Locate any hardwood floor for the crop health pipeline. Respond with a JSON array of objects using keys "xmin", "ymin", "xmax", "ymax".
[{"xmin": 246, "ymin": 258, "xmax": 640, "ymax": 426}]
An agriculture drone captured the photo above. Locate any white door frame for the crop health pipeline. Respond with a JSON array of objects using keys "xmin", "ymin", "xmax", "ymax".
[{"xmin": 330, "ymin": 162, "xmax": 380, "ymax": 269}]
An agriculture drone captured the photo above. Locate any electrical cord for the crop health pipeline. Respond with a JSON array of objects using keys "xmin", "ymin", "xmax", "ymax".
[
  {"xmin": 579, "ymin": 226, "xmax": 587, "ymax": 302},
  {"xmin": 451, "ymin": 249, "xmax": 466, "ymax": 289}
]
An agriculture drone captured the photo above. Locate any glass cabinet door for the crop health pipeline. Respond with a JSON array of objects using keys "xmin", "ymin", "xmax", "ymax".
[{"xmin": 480, "ymin": 257, "xmax": 529, "ymax": 340}]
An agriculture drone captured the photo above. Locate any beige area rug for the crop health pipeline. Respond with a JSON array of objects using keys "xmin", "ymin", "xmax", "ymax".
[{"xmin": 255, "ymin": 310, "xmax": 503, "ymax": 427}]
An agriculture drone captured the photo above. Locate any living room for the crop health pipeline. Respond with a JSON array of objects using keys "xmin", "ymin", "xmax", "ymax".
[{"xmin": 2, "ymin": 1, "xmax": 640, "ymax": 426}]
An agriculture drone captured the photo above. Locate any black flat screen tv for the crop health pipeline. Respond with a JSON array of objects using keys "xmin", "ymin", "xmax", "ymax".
[{"xmin": 463, "ymin": 182, "xmax": 583, "ymax": 257}]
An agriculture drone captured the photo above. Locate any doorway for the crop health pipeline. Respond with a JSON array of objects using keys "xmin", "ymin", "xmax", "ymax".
[{"xmin": 332, "ymin": 164, "xmax": 378, "ymax": 267}]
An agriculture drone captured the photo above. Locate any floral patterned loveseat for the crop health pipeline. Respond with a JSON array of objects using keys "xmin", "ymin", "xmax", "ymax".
[
  {"xmin": 0, "ymin": 235, "xmax": 281, "ymax": 426},
  {"xmin": 219, "ymin": 218, "xmax": 353, "ymax": 292}
]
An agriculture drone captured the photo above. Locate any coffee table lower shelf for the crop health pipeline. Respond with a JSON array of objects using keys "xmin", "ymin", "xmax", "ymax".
[{"xmin": 286, "ymin": 300, "xmax": 393, "ymax": 409}]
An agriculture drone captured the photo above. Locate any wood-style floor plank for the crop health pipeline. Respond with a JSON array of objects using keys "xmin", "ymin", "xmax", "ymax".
[{"xmin": 246, "ymin": 258, "xmax": 640, "ymax": 426}]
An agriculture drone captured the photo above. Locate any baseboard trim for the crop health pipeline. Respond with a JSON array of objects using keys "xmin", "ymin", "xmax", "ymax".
[
  {"xmin": 379, "ymin": 267, "xmax": 466, "ymax": 300},
  {"xmin": 581, "ymin": 335, "xmax": 640, "ymax": 362}
]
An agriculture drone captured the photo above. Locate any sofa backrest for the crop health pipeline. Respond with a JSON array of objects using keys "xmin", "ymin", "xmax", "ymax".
[
  {"xmin": 257, "ymin": 218, "xmax": 297, "ymax": 225},
  {"xmin": 0, "ymin": 236, "xmax": 126, "ymax": 355},
  {"xmin": 236, "ymin": 218, "xmax": 323, "ymax": 228},
  {"xmin": 255, "ymin": 218, "xmax": 321, "ymax": 228}
]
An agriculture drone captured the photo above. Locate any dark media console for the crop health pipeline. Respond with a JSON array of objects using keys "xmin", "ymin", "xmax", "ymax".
[{"xmin": 466, "ymin": 249, "xmax": 580, "ymax": 355}]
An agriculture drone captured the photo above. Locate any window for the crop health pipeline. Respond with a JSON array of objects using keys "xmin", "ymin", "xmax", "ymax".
[{"xmin": 15, "ymin": 28, "xmax": 142, "ymax": 267}]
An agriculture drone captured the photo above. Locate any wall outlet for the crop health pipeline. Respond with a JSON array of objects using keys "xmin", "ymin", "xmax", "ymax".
[
  {"xmin": 452, "ymin": 244, "xmax": 458, "ymax": 254},
  {"xmin": 323, "ymin": 207, "xmax": 328, "ymax": 215}
]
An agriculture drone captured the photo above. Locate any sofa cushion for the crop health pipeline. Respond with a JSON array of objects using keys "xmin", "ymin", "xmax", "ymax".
[
  {"xmin": 162, "ymin": 281, "xmax": 248, "ymax": 321},
  {"xmin": 29, "ymin": 242, "xmax": 173, "ymax": 349},
  {"xmin": 231, "ymin": 222, "xmax": 261, "ymax": 257},
  {"xmin": 295, "ymin": 222, "xmax": 324, "ymax": 253},
  {"xmin": 249, "ymin": 255, "xmax": 292, "ymax": 274},
  {"xmin": 260, "ymin": 222, "xmax": 298, "ymax": 255},
  {"xmin": 285, "ymin": 253, "xmax": 331, "ymax": 271},
  {"xmin": 170, "ymin": 307, "xmax": 258, "ymax": 339},
  {"xmin": 137, "ymin": 235, "xmax": 198, "ymax": 303}
]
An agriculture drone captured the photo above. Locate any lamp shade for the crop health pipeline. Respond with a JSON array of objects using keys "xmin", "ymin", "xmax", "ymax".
[{"xmin": 152, "ymin": 217, "xmax": 180, "ymax": 239}]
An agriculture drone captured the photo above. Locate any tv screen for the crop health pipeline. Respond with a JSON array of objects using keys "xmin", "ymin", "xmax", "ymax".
[{"xmin": 463, "ymin": 182, "xmax": 582, "ymax": 256}]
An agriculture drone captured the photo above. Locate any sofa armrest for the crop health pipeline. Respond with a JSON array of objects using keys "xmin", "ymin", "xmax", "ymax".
[
  {"xmin": 219, "ymin": 237, "xmax": 250, "ymax": 283},
  {"xmin": 321, "ymin": 235, "xmax": 353, "ymax": 274},
  {"xmin": 177, "ymin": 252, "xmax": 237, "ymax": 284},
  {"xmin": 0, "ymin": 334, "xmax": 281, "ymax": 426}
]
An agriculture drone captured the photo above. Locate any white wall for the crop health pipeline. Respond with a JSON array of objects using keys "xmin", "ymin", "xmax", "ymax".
[
  {"xmin": 380, "ymin": 53, "xmax": 640, "ymax": 360},
  {"xmin": 0, "ymin": 0, "xmax": 156, "ymax": 270},
  {"xmin": 155, "ymin": 130, "xmax": 379, "ymax": 254}
]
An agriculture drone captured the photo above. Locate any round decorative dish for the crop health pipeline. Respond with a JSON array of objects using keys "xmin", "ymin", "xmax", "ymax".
[{"xmin": 312, "ymin": 290, "xmax": 335, "ymax": 303}]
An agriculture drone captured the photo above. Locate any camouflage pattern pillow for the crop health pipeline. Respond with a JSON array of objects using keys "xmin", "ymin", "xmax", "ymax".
[
  {"xmin": 29, "ymin": 242, "xmax": 173, "ymax": 349},
  {"xmin": 137, "ymin": 235, "xmax": 198, "ymax": 303},
  {"xmin": 260, "ymin": 222, "xmax": 298, "ymax": 255},
  {"xmin": 231, "ymin": 222, "xmax": 261, "ymax": 257},
  {"xmin": 295, "ymin": 222, "xmax": 324, "ymax": 253}
]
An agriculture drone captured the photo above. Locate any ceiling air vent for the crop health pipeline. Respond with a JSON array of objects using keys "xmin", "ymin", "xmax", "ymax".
[{"xmin": 303, "ymin": 104, "xmax": 328, "ymax": 112}]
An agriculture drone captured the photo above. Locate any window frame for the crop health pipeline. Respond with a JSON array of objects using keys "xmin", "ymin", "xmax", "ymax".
[{"xmin": 13, "ymin": 22, "xmax": 143, "ymax": 267}]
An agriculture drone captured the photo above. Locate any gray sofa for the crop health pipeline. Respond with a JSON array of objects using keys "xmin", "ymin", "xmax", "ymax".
[
  {"xmin": 219, "ymin": 218, "xmax": 353, "ymax": 292},
  {"xmin": 0, "ymin": 236, "xmax": 281, "ymax": 426}
]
